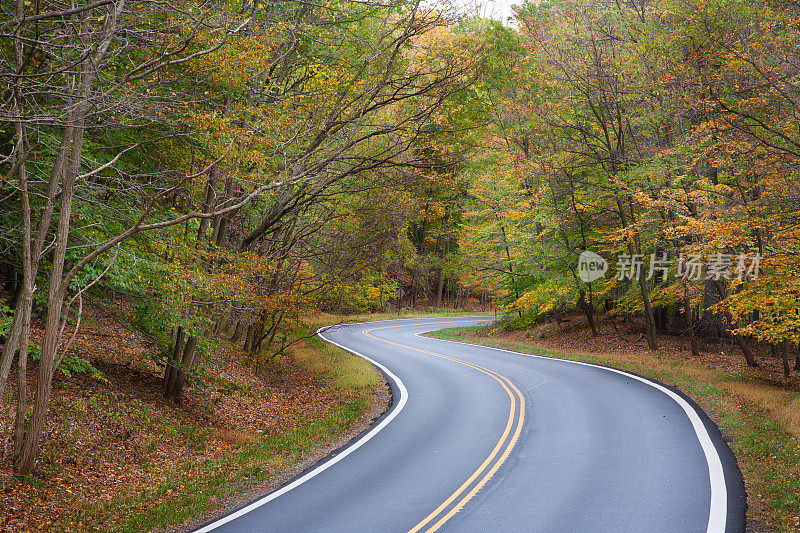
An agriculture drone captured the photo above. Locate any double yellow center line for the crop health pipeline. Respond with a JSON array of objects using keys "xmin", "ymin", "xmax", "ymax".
[{"xmin": 362, "ymin": 323, "xmax": 526, "ymax": 533}]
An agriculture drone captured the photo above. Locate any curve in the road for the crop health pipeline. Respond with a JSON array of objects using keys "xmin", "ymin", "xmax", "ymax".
[
  {"xmin": 361, "ymin": 324, "xmax": 525, "ymax": 532},
  {"xmin": 420, "ymin": 330, "xmax": 728, "ymax": 533},
  {"xmin": 194, "ymin": 322, "xmax": 413, "ymax": 533},
  {"xmin": 194, "ymin": 317, "xmax": 745, "ymax": 533}
]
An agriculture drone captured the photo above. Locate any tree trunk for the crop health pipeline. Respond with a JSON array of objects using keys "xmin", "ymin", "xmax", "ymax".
[
  {"xmin": 212, "ymin": 176, "xmax": 234, "ymax": 246},
  {"xmin": 435, "ymin": 208, "xmax": 450, "ymax": 308},
  {"xmin": 781, "ymin": 340, "xmax": 791, "ymax": 378},
  {"xmin": 13, "ymin": 0, "xmax": 126, "ymax": 475},
  {"xmin": 436, "ymin": 270, "xmax": 445, "ymax": 308},
  {"xmin": 495, "ymin": 216, "xmax": 521, "ymax": 317},
  {"xmin": 167, "ymin": 335, "xmax": 199, "ymax": 401},
  {"xmin": 713, "ymin": 280, "xmax": 759, "ymax": 367},
  {"xmin": 164, "ymin": 326, "xmax": 185, "ymax": 393},
  {"xmin": 625, "ymin": 198, "xmax": 658, "ymax": 350},
  {"xmin": 638, "ymin": 269, "xmax": 658, "ymax": 349},
  {"xmin": 684, "ymin": 284, "xmax": 700, "ymax": 358},
  {"xmin": 196, "ymin": 165, "xmax": 218, "ymax": 243},
  {"xmin": 700, "ymin": 279, "xmax": 724, "ymax": 339},
  {"xmin": 794, "ymin": 343, "xmax": 800, "ymax": 371},
  {"xmin": 263, "ymin": 311, "xmax": 286, "ymax": 357},
  {"xmin": 212, "ymin": 316, "xmax": 224, "ymax": 337},
  {"xmin": 16, "ymin": 107, "xmax": 88, "ymax": 474},
  {"xmin": 12, "ymin": 102, "xmax": 33, "ymax": 462},
  {"xmin": 13, "ymin": 317, "xmax": 30, "ymax": 464},
  {"xmin": 243, "ymin": 323, "xmax": 254, "ymax": 352},
  {"xmin": 248, "ymin": 309, "xmax": 270, "ymax": 355},
  {"xmin": 578, "ymin": 288, "xmax": 598, "ymax": 337},
  {"xmin": 732, "ymin": 333, "xmax": 759, "ymax": 367},
  {"xmin": 0, "ymin": 300, "xmax": 28, "ymax": 404},
  {"xmin": 12, "ymin": 146, "xmax": 33, "ymax": 462},
  {"xmin": 231, "ymin": 321, "xmax": 245, "ymax": 344}
]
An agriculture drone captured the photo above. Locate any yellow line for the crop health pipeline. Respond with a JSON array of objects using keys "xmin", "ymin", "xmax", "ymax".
[
  {"xmin": 360, "ymin": 323, "xmax": 525, "ymax": 533},
  {"xmin": 426, "ymin": 380, "xmax": 525, "ymax": 532}
]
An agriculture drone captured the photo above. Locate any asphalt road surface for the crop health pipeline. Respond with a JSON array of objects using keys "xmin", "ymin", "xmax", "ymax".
[{"xmin": 196, "ymin": 317, "xmax": 745, "ymax": 533}]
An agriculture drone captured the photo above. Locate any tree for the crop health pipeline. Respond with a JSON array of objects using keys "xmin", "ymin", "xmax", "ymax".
[{"xmin": 0, "ymin": 0, "xmax": 483, "ymax": 474}]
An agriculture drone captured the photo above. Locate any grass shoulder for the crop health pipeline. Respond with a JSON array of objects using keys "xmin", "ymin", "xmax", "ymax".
[{"xmin": 93, "ymin": 332, "xmax": 387, "ymax": 533}]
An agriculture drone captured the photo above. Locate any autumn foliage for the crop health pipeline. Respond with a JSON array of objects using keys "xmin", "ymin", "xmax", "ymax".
[
  {"xmin": 465, "ymin": 0, "xmax": 800, "ymax": 374},
  {"xmin": 1, "ymin": 0, "xmax": 798, "ymax": 482},
  {"xmin": 0, "ymin": 0, "xmax": 481, "ymax": 475}
]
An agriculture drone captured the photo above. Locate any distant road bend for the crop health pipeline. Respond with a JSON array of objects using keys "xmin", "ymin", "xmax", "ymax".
[{"xmin": 196, "ymin": 317, "xmax": 745, "ymax": 533}]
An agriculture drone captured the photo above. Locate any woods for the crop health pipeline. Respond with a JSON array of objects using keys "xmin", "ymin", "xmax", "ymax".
[
  {"xmin": 466, "ymin": 0, "xmax": 800, "ymax": 376},
  {"xmin": 1, "ymin": 0, "xmax": 800, "ymax": 526},
  {"xmin": 0, "ymin": 0, "xmax": 485, "ymax": 476}
]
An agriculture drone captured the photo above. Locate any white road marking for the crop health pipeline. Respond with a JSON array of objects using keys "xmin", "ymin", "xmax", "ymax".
[{"xmin": 194, "ymin": 325, "xmax": 409, "ymax": 532}]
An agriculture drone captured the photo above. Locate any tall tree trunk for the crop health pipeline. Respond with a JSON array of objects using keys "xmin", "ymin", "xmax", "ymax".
[
  {"xmin": 231, "ymin": 321, "xmax": 245, "ymax": 344},
  {"xmin": 568, "ymin": 177, "xmax": 597, "ymax": 337},
  {"xmin": 700, "ymin": 279, "xmax": 724, "ymax": 339},
  {"xmin": 13, "ymin": 311, "xmax": 31, "ymax": 462},
  {"xmin": 16, "ymin": 107, "xmax": 87, "ymax": 475},
  {"xmin": 243, "ymin": 323, "xmax": 254, "ymax": 352},
  {"xmin": 164, "ymin": 164, "xmax": 222, "ymax": 400},
  {"xmin": 495, "ymin": 215, "xmax": 521, "ymax": 317},
  {"xmin": 250, "ymin": 310, "xmax": 268, "ymax": 354},
  {"xmin": 636, "ymin": 256, "xmax": 659, "ymax": 350},
  {"xmin": 436, "ymin": 270, "xmax": 446, "ymax": 309},
  {"xmin": 12, "ymin": 81, "xmax": 33, "ymax": 462},
  {"xmin": 13, "ymin": 0, "xmax": 125, "ymax": 475},
  {"xmin": 622, "ymin": 197, "xmax": 658, "ymax": 350},
  {"xmin": 435, "ymin": 205, "xmax": 451, "ymax": 309}
]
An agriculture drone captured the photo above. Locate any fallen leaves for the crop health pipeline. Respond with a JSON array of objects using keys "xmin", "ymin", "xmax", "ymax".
[{"xmin": 0, "ymin": 297, "xmax": 360, "ymax": 531}]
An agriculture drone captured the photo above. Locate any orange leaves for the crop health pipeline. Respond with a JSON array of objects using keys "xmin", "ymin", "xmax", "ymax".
[
  {"xmin": 188, "ymin": 33, "xmax": 281, "ymax": 95},
  {"xmin": 155, "ymin": 243, "xmax": 315, "ymax": 329},
  {"xmin": 723, "ymin": 254, "xmax": 800, "ymax": 344}
]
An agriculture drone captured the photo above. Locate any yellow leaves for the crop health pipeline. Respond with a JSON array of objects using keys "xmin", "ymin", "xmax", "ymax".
[
  {"xmin": 510, "ymin": 278, "xmax": 576, "ymax": 314},
  {"xmin": 186, "ymin": 33, "xmax": 281, "ymax": 94},
  {"xmin": 155, "ymin": 244, "xmax": 315, "ymax": 319},
  {"xmin": 722, "ymin": 254, "xmax": 800, "ymax": 344},
  {"xmin": 498, "ymin": 210, "xmax": 525, "ymax": 221}
]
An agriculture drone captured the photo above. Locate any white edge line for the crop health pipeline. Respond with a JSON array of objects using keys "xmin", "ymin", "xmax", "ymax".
[
  {"xmin": 417, "ymin": 330, "xmax": 728, "ymax": 533},
  {"xmin": 194, "ymin": 324, "xmax": 409, "ymax": 533}
]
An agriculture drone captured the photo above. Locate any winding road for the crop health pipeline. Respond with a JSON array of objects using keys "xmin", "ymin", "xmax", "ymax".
[{"xmin": 196, "ymin": 317, "xmax": 745, "ymax": 532}]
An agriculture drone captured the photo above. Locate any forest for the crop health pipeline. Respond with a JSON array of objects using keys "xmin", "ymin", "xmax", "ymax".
[{"xmin": 1, "ymin": 0, "xmax": 799, "ymax": 528}]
